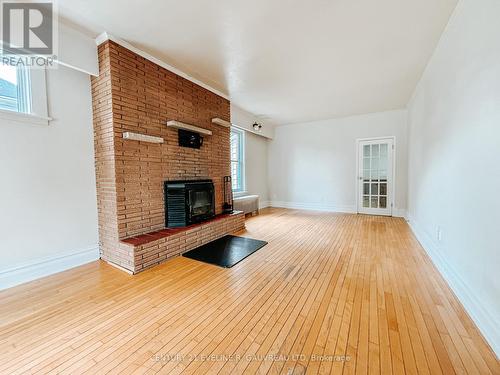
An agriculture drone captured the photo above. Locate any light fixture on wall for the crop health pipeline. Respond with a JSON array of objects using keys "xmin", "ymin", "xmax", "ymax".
[{"xmin": 252, "ymin": 122, "xmax": 262, "ymax": 132}]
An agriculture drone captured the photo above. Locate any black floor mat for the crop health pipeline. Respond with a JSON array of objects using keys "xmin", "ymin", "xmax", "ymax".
[{"xmin": 182, "ymin": 235, "xmax": 268, "ymax": 268}]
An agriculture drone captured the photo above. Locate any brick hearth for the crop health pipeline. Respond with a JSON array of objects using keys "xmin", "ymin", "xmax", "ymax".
[
  {"xmin": 91, "ymin": 40, "xmax": 244, "ymax": 273},
  {"xmin": 120, "ymin": 212, "xmax": 244, "ymax": 272}
]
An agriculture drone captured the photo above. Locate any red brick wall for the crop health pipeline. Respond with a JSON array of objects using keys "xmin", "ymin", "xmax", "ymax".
[
  {"xmin": 91, "ymin": 40, "xmax": 233, "ymax": 272},
  {"xmin": 91, "ymin": 42, "xmax": 125, "ymax": 268}
]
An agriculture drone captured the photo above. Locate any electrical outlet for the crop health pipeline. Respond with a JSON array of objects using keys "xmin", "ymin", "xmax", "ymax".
[{"xmin": 437, "ymin": 226, "xmax": 443, "ymax": 242}]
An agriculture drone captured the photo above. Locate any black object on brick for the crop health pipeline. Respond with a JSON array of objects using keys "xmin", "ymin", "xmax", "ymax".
[
  {"xmin": 183, "ymin": 235, "xmax": 268, "ymax": 268},
  {"xmin": 222, "ymin": 175, "xmax": 233, "ymax": 214},
  {"xmin": 178, "ymin": 129, "xmax": 203, "ymax": 149}
]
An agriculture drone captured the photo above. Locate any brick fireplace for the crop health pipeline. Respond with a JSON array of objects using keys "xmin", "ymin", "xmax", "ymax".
[{"xmin": 91, "ymin": 40, "xmax": 244, "ymax": 273}]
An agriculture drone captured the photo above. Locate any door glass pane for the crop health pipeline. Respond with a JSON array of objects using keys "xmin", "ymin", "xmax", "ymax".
[
  {"xmin": 379, "ymin": 142, "xmax": 388, "ymax": 180},
  {"xmin": 371, "ymin": 183, "xmax": 378, "ymax": 195},
  {"xmin": 380, "ymin": 144, "xmax": 388, "ymax": 156},
  {"xmin": 380, "ymin": 183, "xmax": 387, "ymax": 196},
  {"xmin": 371, "ymin": 197, "xmax": 379, "ymax": 208},
  {"xmin": 372, "ymin": 144, "xmax": 379, "ymax": 157},
  {"xmin": 363, "ymin": 196, "xmax": 369, "ymax": 208},
  {"xmin": 379, "ymin": 155, "xmax": 388, "ymax": 171},
  {"xmin": 371, "ymin": 158, "xmax": 378, "ymax": 171},
  {"xmin": 363, "ymin": 183, "xmax": 370, "ymax": 195},
  {"xmin": 363, "ymin": 145, "xmax": 370, "ymax": 157},
  {"xmin": 363, "ymin": 171, "xmax": 370, "ymax": 182},
  {"xmin": 371, "ymin": 169, "xmax": 379, "ymax": 180},
  {"xmin": 379, "ymin": 170, "xmax": 387, "ymax": 181},
  {"xmin": 363, "ymin": 157, "xmax": 370, "ymax": 169},
  {"xmin": 380, "ymin": 196, "xmax": 387, "ymax": 208}
]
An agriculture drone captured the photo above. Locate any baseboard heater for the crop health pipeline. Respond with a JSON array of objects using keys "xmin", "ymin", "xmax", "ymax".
[{"xmin": 233, "ymin": 195, "xmax": 259, "ymax": 214}]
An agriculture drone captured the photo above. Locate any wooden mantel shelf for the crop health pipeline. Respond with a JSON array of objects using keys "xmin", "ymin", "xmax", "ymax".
[
  {"xmin": 122, "ymin": 131, "xmax": 164, "ymax": 144},
  {"xmin": 211, "ymin": 118, "xmax": 231, "ymax": 128},
  {"xmin": 166, "ymin": 120, "xmax": 213, "ymax": 135}
]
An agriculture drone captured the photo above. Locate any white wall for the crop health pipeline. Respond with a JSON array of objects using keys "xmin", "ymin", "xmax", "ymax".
[
  {"xmin": 57, "ymin": 21, "xmax": 99, "ymax": 76},
  {"xmin": 244, "ymin": 131, "xmax": 269, "ymax": 206},
  {"xmin": 268, "ymin": 110, "xmax": 408, "ymax": 215},
  {"xmin": 0, "ymin": 65, "xmax": 99, "ymax": 290},
  {"xmin": 407, "ymin": 0, "xmax": 500, "ymax": 356}
]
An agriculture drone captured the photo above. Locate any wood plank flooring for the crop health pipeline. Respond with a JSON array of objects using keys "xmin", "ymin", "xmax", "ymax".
[{"xmin": 0, "ymin": 208, "xmax": 498, "ymax": 374}]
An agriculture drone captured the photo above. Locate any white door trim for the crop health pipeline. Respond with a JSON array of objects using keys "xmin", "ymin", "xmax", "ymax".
[{"xmin": 355, "ymin": 136, "xmax": 396, "ymax": 216}]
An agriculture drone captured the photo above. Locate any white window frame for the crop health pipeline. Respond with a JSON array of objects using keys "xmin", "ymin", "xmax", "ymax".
[
  {"xmin": 230, "ymin": 127, "xmax": 246, "ymax": 195},
  {"xmin": 0, "ymin": 63, "xmax": 50, "ymax": 126}
]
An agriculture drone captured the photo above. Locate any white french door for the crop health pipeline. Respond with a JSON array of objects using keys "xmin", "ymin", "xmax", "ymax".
[{"xmin": 357, "ymin": 138, "xmax": 394, "ymax": 216}]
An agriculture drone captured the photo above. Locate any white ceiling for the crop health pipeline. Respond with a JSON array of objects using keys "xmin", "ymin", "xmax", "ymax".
[{"xmin": 58, "ymin": 0, "xmax": 458, "ymax": 125}]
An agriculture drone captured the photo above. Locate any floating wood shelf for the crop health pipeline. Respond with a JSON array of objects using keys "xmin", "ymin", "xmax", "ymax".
[
  {"xmin": 166, "ymin": 120, "xmax": 213, "ymax": 136},
  {"xmin": 123, "ymin": 132, "xmax": 164, "ymax": 144},
  {"xmin": 211, "ymin": 118, "xmax": 231, "ymax": 128}
]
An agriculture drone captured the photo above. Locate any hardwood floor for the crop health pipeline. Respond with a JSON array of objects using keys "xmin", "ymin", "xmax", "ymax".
[{"xmin": 0, "ymin": 208, "xmax": 498, "ymax": 374}]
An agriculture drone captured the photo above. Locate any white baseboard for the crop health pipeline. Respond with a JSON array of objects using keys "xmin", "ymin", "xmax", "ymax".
[
  {"xmin": 0, "ymin": 245, "xmax": 100, "ymax": 291},
  {"xmin": 408, "ymin": 215, "xmax": 500, "ymax": 358},
  {"xmin": 259, "ymin": 200, "xmax": 270, "ymax": 209},
  {"xmin": 393, "ymin": 208, "xmax": 408, "ymax": 219},
  {"xmin": 269, "ymin": 201, "xmax": 408, "ymax": 218},
  {"xmin": 269, "ymin": 201, "xmax": 357, "ymax": 214}
]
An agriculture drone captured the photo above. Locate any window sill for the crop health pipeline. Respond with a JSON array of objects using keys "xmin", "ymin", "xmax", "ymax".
[{"xmin": 0, "ymin": 109, "xmax": 52, "ymax": 126}]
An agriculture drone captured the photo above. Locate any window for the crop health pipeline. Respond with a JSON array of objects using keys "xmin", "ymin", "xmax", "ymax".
[
  {"xmin": 230, "ymin": 127, "xmax": 245, "ymax": 193},
  {"xmin": 0, "ymin": 63, "xmax": 32, "ymax": 113}
]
